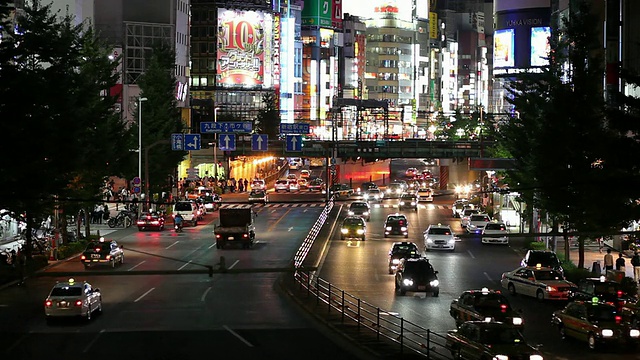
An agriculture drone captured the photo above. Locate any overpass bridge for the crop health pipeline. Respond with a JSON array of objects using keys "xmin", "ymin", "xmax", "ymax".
[{"xmin": 192, "ymin": 139, "xmax": 483, "ymax": 160}]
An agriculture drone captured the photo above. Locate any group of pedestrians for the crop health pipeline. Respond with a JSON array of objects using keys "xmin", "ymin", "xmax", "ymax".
[
  {"xmin": 602, "ymin": 247, "xmax": 640, "ymax": 285},
  {"xmin": 90, "ymin": 203, "xmax": 109, "ymax": 224}
]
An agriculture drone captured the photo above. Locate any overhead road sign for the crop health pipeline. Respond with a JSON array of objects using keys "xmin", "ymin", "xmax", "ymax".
[
  {"xmin": 200, "ymin": 121, "xmax": 253, "ymax": 133},
  {"xmin": 286, "ymin": 135, "xmax": 302, "ymax": 152},
  {"xmin": 184, "ymin": 134, "xmax": 201, "ymax": 150},
  {"xmin": 280, "ymin": 123, "xmax": 309, "ymax": 134},
  {"xmin": 219, "ymin": 134, "xmax": 236, "ymax": 151},
  {"xmin": 171, "ymin": 133, "xmax": 184, "ymax": 150},
  {"xmin": 252, "ymin": 134, "xmax": 268, "ymax": 151}
]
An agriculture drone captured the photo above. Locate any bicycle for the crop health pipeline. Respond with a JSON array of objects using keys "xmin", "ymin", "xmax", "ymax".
[{"xmin": 107, "ymin": 210, "xmax": 133, "ymax": 228}]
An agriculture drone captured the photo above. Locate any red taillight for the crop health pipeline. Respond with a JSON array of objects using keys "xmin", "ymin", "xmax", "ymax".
[
  {"xmin": 45, "ymin": 300, "xmax": 52, "ymax": 307},
  {"xmin": 500, "ymin": 304, "xmax": 507, "ymax": 313},
  {"xmin": 215, "ymin": 234, "xmax": 221, "ymax": 239},
  {"xmin": 74, "ymin": 300, "xmax": 82, "ymax": 307},
  {"xmin": 95, "ymin": 248, "xmax": 101, "ymax": 252},
  {"xmin": 616, "ymin": 315, "xmax": 622, "ymax": 324},
  {"xmin": 147, "ymin": 216, "xmax": 151, "ymax": 219},
  {"xmin": 243, "ymin": 233, "xmax": 249, "ymax": 238},
  {"xmin": 618, "ymin": 290, "xmax": 623, "ymax": 297},
  {"xmin": 81, "ymin": 255, "xmax": 86, "ymax": 260}
]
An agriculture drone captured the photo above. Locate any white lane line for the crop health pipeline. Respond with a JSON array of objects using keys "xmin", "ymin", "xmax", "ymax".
[
  {"xmin": 165, "ymin": 241, "xmax": 179, "ymax": 249},
  {"xmin": 83, "ymin": 329, "xmax": 105, "ymax": 353},
  {"xmin": 178, "ymin": 260, "xmax": 192, "ymax": 270},
  {"xmin": 467, "ymin": 250, "xmax": 476, "ymax": 259},
  {"xmin": 128, "ymin": 260, "xmax": 145, "ymax": 271},
  {"xmin": 134, "ymin": 287, "xmax": 155, "ymax": 302},
  {"xmin": 207, "ymin": 243, "xmax": 216, "ymax": 250},
  {"xmin": 228, "ymin": 260, "xmax": 239, "ymax": 269},
  {"xmin": 223, "ymin": 325, "xmax": 254, "ymax": 347},
  {"xmin": 288, "ymin": 227, "xmax": 293, "ymax": 232},
  {"xmin": 303, "ymin": 209, "xmax": 308, "ymax": 213},
  {"xmin": 484, "ymin": 272, "xmax": 493, "ymax": 282},
  {"xmin": 201, "ymin": 286, "xmax": 212, "ymax": 302},
  {"xmin": 7, "ymin": 331, "xmax": 31, "ymax": 353}
]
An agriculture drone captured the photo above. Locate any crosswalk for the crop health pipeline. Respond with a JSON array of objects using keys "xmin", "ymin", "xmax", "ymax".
[{"xmin": 219, "ymin": 203, "xmax": 452, "ymax": 210}]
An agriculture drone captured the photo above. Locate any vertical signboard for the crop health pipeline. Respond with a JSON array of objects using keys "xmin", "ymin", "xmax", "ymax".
[
  {"xmin": 415, "ymin": 0, "xmax": 429, "ymax": 20},
  {"xmin": 273, "ymin": 13, "xmax": 281, "ymax": 110},
  {"xmin": 332, "ymin": 0, "xmax": 342, "ymax": 29},
  {"xmin": 302, "ymin": 0, "xmax": 332, "ymax": 27},
  {"xmin": 429, "ymin": 12, "xmax": 438, "ymax": 39},
  {"xmin": 217, "ymin": 9, "xmax": 266, "ymax": 87}
]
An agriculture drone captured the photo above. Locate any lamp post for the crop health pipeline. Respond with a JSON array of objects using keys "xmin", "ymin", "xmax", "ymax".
[
  {"xmin": 213, "ymin": 107, "xmax": 220, "ymax": 180},
  {"xmin": 138, "ymin": 96, "xmax": 148, "ymax": 213}
]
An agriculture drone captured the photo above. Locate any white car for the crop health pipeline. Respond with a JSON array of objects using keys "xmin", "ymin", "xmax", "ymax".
[
  {"xmin": 460, "ymin": 208, "xmax": 478, "ymax": 228},
  {"xmin": 466, "ymin": 213, "xmax": 491, "ymax": 233},
  {"xmin": 173, "ymin": 201, "xmax": 199, "ymax": 226},
  {"xmin": 423, "ymin": 224, "xmax": 456, "ymax": 251},
  {"xmin": 300, "ymin": 169, "xmax": 311, "ymax": 178},
  {"xmin": 452, "ymin": 199, "xmax": 470, "ymax": 217},
  {"xmin": 44, "ymin": 278, "xmax": 102, "ymax": 322},
  {"xmin": 363, "ymin": 188, "xmax": 384, "ymax": 202},
  {"xmin": 500, "ymin": 266, "xmax": 575, "ymax": 301},
  {"xmin": 482, "ymin": 221, "xmax": 509, "ymax": 244},
  {"xmin": 251, "ymin": 179, "xmax": 266, "ymax": 190},
  {"xmin": 275, "ymin": 179, "xmax": 289, "ymax": 192},
  {"xmin": 288, "ymin": 179, "xmax": 300, "ymax": 191},
  {"xmin": 416, "ymin": 188, "xmax": 433, "ymax": 202}
]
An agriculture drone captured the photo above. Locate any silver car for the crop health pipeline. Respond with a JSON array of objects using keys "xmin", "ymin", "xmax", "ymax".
[{"xmin": 44, "ymin": 278, "xmax": 102, "ymax": 322}]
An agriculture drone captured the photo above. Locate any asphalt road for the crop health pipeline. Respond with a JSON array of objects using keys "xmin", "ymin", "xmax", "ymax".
[
  {"xmin": 316, "ymin": 190, "xmax": 640, "ymax": 360},
  {"xmin": 0, "ymin": 188, "xmax": 370, "ymax": 360}
]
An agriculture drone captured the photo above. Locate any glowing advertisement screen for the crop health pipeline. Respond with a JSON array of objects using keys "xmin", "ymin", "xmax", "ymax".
[
  {"xmin": 530, "ymin": 26, "xmax": 551, "ymax": 66},
  {"xmin": 494, "ymin": 29, "xmax": 515, "ymax": 68},
  {"xmin": 217, "ymin": 9, "xmax": 266, "ymax": 87}
]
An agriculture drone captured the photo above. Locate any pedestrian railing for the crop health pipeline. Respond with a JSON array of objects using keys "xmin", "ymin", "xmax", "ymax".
[{"xmin": 290, "ymin": 198, "xmax": 452, "ymax": 359}]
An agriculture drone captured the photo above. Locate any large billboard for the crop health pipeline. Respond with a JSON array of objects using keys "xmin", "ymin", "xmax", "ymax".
[
  {"xmin": 332, "ymin": 0, "xmax": 343, "ymax": 29},
  {"xmin": 530, "ymin": 26, "xmax": 551, "ymax": 67},
  {"xmin": 217, "ymin": 9, "xmax": 271, "ymax": 87},
  {"xmin": 302, "ymin": 0, "xmax": 332, "ymax": 27},
  {"xmin": 494, "ymin": 29, "xmax": 515, "ymax": 68}
]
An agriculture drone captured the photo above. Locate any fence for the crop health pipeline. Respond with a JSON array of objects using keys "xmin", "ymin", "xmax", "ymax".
[{"xmin": 290, "ymin": 197, "xmax": 453, "ymax": 359}]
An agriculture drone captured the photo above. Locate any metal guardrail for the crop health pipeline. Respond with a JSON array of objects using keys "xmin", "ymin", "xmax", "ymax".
[{"xmin": 290, "ymin": 197, "xmax": 453, "ymax": 359}]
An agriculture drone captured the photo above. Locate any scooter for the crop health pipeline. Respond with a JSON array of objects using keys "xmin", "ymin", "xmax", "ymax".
[{"xmin": 174, "ymin": 222, "xmax": 183, "ymax": 233}]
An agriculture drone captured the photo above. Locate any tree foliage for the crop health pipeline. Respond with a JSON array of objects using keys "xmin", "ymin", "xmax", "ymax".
[{"xmin": 254, "ymin": 92, "xmax": 280, "ymax": 139}]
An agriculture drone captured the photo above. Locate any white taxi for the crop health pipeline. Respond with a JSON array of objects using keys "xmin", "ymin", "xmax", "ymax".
[
  {"xmin": 481, "ymin": 221, "xmax": 509, "ymax": 244},
  {"xmin": 500, "ymin": 265, "xmax": 575, "ymax": 301},
  {"xmin": 44, "ymin": 278, "xmax": 102, "ymax": 322},
  {"xmin": 274, "ymin": 179, "xmax": 289, "ymax": 192},
  {"xmin": 423, "ymin": 224, "xmax": 456, "ymax": 251}
]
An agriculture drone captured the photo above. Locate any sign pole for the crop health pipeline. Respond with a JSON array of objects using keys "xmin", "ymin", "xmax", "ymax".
[{"xmin": 214, "ymin": 107, "xmax": 220, "ymax": 180}]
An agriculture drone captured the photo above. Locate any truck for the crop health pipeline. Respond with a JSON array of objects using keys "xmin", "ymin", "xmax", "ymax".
[{"xmin": 214, "ymin": 207, "xmax": 256, "ymax": 249}]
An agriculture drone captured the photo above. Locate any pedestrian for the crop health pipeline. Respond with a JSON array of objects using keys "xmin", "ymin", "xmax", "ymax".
[
  {"xmin": 616, "ymin": 252, "xmax": 626, "ymax": 272},
  {"xmin": 238, "ymin": 178, "xmax": 244, "ymax": 192},
  {"xmin": 632, "ymin": 251, "xmax": 640, "ymax": 283},
  {"xmin": 603, "ymin": 248, "xmax": 614, "ymax": 272},
  {"xmin": 244, "ymin": 179, "xmax": 248, "ymax": 191},
  {"xmin": 96, "ymin": 203, "xmax": 104, "ymax": 224},
  {"xmin": 597, "ymin": 237, "xmax": 604, "ymax": 253}
]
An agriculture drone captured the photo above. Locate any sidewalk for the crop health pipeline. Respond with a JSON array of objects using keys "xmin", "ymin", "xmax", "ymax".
[{"xmin": 566, "ymin": 240, "xmax": 635, "ymax": 280}]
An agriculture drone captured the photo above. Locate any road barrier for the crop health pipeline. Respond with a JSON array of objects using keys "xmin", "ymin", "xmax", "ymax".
[{"xmin": 290, "ymin": 196, "xmax": 453, "ymax": 359}]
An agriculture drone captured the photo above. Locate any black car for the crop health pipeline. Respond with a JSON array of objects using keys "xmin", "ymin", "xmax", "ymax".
[
  {"xmin": 357, "ymin": 181, "xmax": 378, "ymax": 195},
  {"xmin": 384, "ymin": 214, "xmax": 409, "ymax": 238},
  {"xmin": 569, "ymin": 277, "xmax": 633, "ymax": 311},
  {"xmin": 520, "ymin": 250, "xmax": 563, "ymax": 273},
  {"xmin": 135, "ymin": 211, "xmax": 165, "ymax": 231},
  {"xmin": 395, "ymin": 257, "xmax": 439, "ymax": 296},
  {"xmin": 450, "ymin": 288, "xmax": 524, "ymax": 329},
  {"xmin": 388, "ymin": 242, "xmax": 421, "ymax": 274},
  {"xmin": 398, "ymin": 193, "xmax": 418, "ymax": 211}
]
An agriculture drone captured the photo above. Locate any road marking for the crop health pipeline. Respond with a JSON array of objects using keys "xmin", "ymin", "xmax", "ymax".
[
  {"xmin": 223, "ymin": 325, "xmax": 254, "ymax": 347},
  {"xmin": 207, "ymin": 243, "xmax": 216, "ymax": 250},
  {"xmin": 229, "ymin": 259, "xmax": 239, "ymax": 269},
  {"xmin": 484, "ymin": 272, "xmax": 493, "ymax": 282},
  {"xmin": 7, "ymin": 331, "xmax": 31, "ymax": 353},
  {"xmin": 134, "ymin": 287, "xmax": 155, "ymax": 302},
  {"xmin": 83, "ymin": 329, "xmax": 105, "ymax": 353},
  {"xmin": 288, "ymin": 227, "xmax": 293, "ymax": 232},
  {"xmin": 128, "ymin": 260, "xmax": 145, "ymax": 271},
  {"xmin": 267, "ymin": 208, "xmax": 292, "ymax": 231},
  {"xmin": 303, "ymin": 209, "xmax": 308, "ymax": 213},
  {"xmin": 166, "ymin": 241, "xmax": 179, "ymax": 249},
  {"xmin": 201, "ymin": 286, "xmax": 212, "ymax": 302},
  {"xmin": 467, "ymin": 250, "xmax": 475, "ymax": 259},
  {"xmin": 178, "ymin": 260, "xmax": 192, "ymax": 270}
]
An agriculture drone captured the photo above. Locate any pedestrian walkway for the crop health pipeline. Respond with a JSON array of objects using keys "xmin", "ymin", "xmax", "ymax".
[{"xmin": 565, "ymin": 240, "xmax": 635, "ymax": 280}]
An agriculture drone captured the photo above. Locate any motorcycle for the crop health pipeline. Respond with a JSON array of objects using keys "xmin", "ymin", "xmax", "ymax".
[
  {"xmin": 107, "ymin": 210, "xmax": 134, "ymax": 228},
  {"xmin": 174, "ymin": 222, "xmax": 183, "ymax": 233}
]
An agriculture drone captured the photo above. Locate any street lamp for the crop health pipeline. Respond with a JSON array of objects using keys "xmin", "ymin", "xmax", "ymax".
[
  {"xmin": 138, "ymin": 96, "xmax": 148, "ymax": 213},
  {"xmin": 213, "ymin": 107, "xmax": 220, "ymax": 179}
]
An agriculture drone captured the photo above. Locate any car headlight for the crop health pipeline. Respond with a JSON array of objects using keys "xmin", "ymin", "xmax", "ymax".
[
  {"xmin": 529, "ymin": 355, "xmax": 543, "ymax": 360},
  {"xmin": 425, "ymin": 237, "xmax": 433, "ymax": 244},
  {"xmin": 448, "ymin": 237, "xmax": 455, "ymax": 243},
  {"xmin": 386, "ymin": 189, "xmax": 391, "ymax": 193},
  {"xmin": 546, "ymin": 286, "xmax": 557, "ymax": 292},
  {"xmin": 630, "ymin": 329, "xmax": 640, "ymax": 338},
  {"xmin": 363, "ymin": 194, "xmax": 369, "ymax": 199},
  {"xmin": 356, "ymin": 229, "xmax": 364, "ymax": 235},
  {"xmin": 512, "ymin": 317, "xmax": 523, "ymax": 326},
  {"xmin": 386, "ymin": 226, "xmax": 392, "ymax": 231},
  {"xmin": 399, "ymin": 201, "xmax": 405, "ymax": 205},
  {"xmin": 468, "ymin": 224, "xmax": 477, "ymax": 229},
  {"xmin": 601, "ymin": 329, "xmax": 614, "ymax": 337},
  {"xmin": 411, "ymin": 202, "xmax": 416, "ymax": 205},
  {"xmin": 401, "ymin": 227, "xmax": 407, "ymax": 231},
  {"xmin": 341, "ymin": 228, "xmax": 348, "ymax": 234},
  {"xmin": 403, "ymin": 279, "xmax": 414, "ymax": 286},
  {"xmin": 362, "ymin": 212, "xmax": 369, "ymax": 216},
  {"xmin": 430, "ymin": 279, "xmax": 439, "ymax": 287},
  {"xmin": 392, "ymin": 259, "xmax": 400, "ymax": 264},
  {"xmin": 348, "ymin": 211, "xmax": 354, "ymax": 215}
]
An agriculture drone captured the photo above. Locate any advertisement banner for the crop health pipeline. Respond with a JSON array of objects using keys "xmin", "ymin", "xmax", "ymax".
[
  {"xmin": 530, "ymin": 26, "xmax": 550, "ymax": 67},
  {"xmin": 302, "ymin": 0, "xmax": 332, "ymax": 27},
  {"xmin": 332, "ymin": 0, "xmax": 343, "ymax": 29},
  {"xmin": 494, "ymin": 29, "xmax": 515, "ymax": 68},
  {"xmin": 216, "ymin": 9, "xmax": 266, "ymax": 87},
  {"xmin": 273, "ymin": 13, "xmax": 281, "ymax": 109},
  {"xmin": 429, "ymin": 12, "xmax": 438, "ymax": 39}
]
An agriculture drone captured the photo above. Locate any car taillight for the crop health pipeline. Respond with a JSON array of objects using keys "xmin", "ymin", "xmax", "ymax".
[
  {"xmin": 75, "ymin": 300, "xmax": 83, "ymax": 307},
  {"xmin": 616, "ymin": 315, "xmax": 622, "ymax": 324},
  {"xmin": 500, "ymin": 304, "xmax": 507, "ymax": 313},
  {"xmin": 81, "ymin": 255, "xmax": 86, "ymax": 260},
  {"xmin": 45, "ymin": 300, "xmax": 52, "ymax": 307},
  {"xmin": 215, "ymin": 234, "xmax": 221, "ymax": 238},
  {"xmin": 618, "ymin": 290, "xmax": 623, "ymax": 297},
  {"xmin": 105, "ymin": 255, "xmax": 111, "ymax": 260},
  {"xmin": 243, "ymin": 233, "xmax": 249, "ymax": 238}
]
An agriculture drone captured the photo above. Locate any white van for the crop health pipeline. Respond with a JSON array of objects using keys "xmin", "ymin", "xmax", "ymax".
[{"xmin": 173, "ymin": 201, "xmax": 199, "ymax": 226}]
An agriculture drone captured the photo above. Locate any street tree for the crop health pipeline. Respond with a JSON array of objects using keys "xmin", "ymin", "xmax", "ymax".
[
  {"xmin": 135, "ymin": 44, "xmax": 187, "ymax": 203},
  {"xmin": 0, "ymin": 0, "xmax": 133, "ymax": 249},
  {"xmin": 254, "ymin": 92, "xmax": 280, "ymax": 139},
  {"xmin": 498, "ymin": 1, "xmax": 637, "ymax": 268}
]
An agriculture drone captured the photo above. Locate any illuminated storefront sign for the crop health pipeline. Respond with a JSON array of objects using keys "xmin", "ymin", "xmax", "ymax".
[
  {"xmin": 273, "ymin": 13, "xmax": 281, "ymax": 108},
  {"xmin": 530, "ymin": 26, "xmax": 550, "ymax": 66},
  {"xmin": 332, "ymin": 0, "xmax": 342, "ymax": 29},
  {"xmin": 217, "ymin": 9, "xmax": 268, "ymax": 87},
  {"xmin": 494, "ymin": 29, "xmax": 515, "ymax": 68},
  {"xmin": 302, "ymin": 0, "xmax": 332, "ymax": 27}
]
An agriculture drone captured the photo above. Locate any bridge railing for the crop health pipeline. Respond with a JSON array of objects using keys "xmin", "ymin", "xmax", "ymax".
[{"xmin": 291, "ymin": 198, "xmax": 453, "ymax": 359}]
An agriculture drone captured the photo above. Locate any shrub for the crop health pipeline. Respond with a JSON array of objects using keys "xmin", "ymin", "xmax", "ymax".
[
  {"xmin": 527, "ymin": 241, "xmax": 547, "ymax": 250},
  {"xmin": 57, "ymin": 241, "xmax": 87, "ymax": 260},
  {"xmin": 563, "ymin": 266, "xmax": 592, "ymax": 284},
  {"xmin": 621, "ymin": 276, "xmax": 638, "ymax": 297}
]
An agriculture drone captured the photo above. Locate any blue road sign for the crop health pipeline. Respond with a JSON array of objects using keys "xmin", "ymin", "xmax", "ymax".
[
  {"xmin": 200, "ymin": 121, "xmax": 253, "ymax": 133},
  {"xmin": 171, "ymin": 133, "xmax": 184, "ymax": 150},
  {"xmin": 280, "ymin": 123, "xmax": 310, "ymax": 134},
  {"xmin": 219, "ymin": 133, "xmax": 236, "ymax": 151},
  {"xmin": 252, "ymin": 134, "xmax": 268, "ymax": 151},
  {"xmin": 184, "ymin": 134, "xmax": 201, "ymax": 151},
  {"xmin": 286, "ymin": 135, "xmax": 302, "ymax": 152}
]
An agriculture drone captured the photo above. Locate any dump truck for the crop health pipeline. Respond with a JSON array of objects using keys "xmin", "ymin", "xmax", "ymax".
[{"xmin": 214, "ymin": 207, "xmax": 256, "ymax": 249}]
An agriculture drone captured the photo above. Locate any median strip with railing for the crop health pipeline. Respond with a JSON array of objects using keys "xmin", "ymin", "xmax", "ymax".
[{"xmin": 291, "ymin": 197, "xmax": 452, "ymax": 359}]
